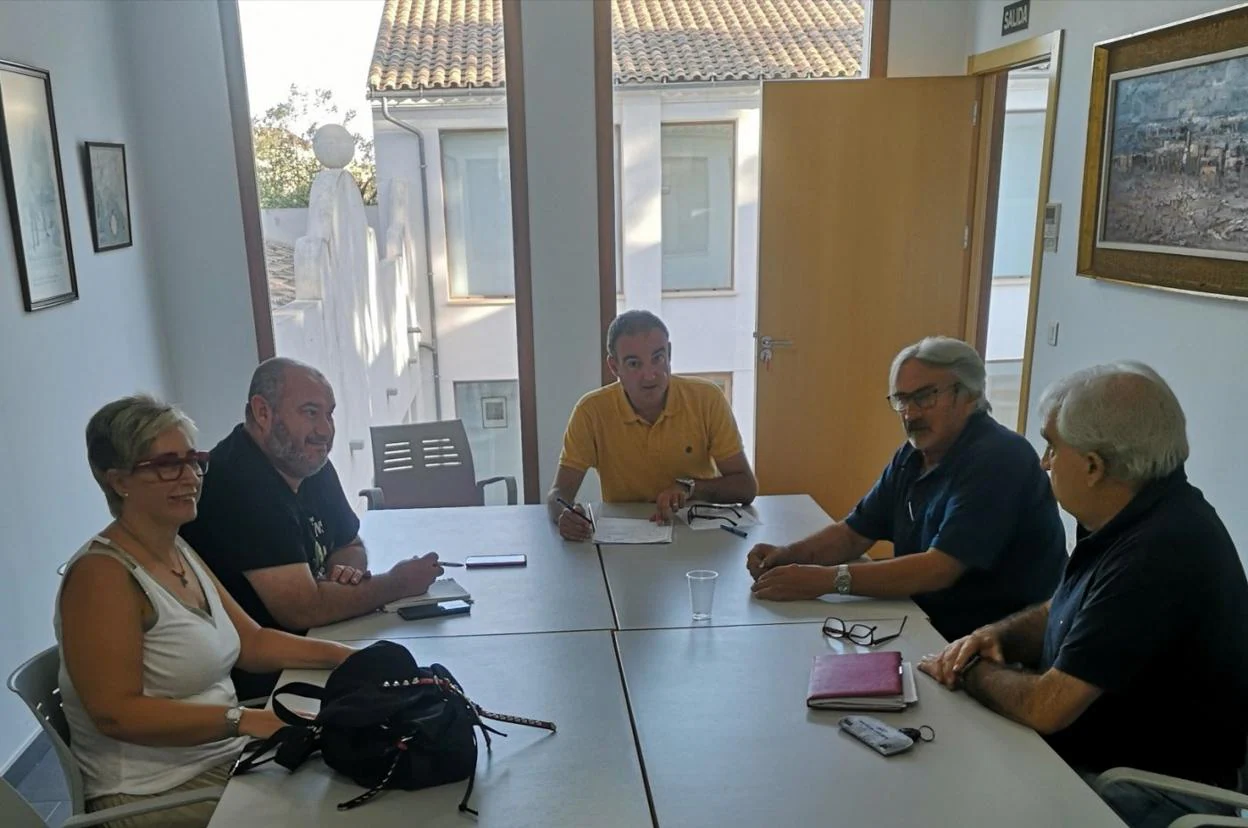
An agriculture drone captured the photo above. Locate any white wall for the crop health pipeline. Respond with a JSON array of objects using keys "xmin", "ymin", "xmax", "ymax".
[
  {"xmin": 971, "ymin": 0, "xmax": 1248, "ymax": 556},
  {"xmin": 0, "ymin": 0, "xmax": 173, "ymax": 769},
  {"xmin": 888, "ymin": 0, "xmax": 976, "ymax": 77},
  {"xmin": 114, "ymin": 0, "xmax": 258, "ymax": 445}
]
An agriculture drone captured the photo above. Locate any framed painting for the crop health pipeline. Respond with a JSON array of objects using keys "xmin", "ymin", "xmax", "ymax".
[
  {"xmin": 0, "ymin": 59, "xmax": 77, "ymax": 311},
  {"xmin": 85, "ymin": 141, "xmax": 132, "ymax": 252},
  {"xmin": 1078, "ymin": 5, "xmax": 1248, "ymax": 298}
]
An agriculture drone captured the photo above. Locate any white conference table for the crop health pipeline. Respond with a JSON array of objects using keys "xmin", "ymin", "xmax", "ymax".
[
  {"xmin": 208, "ymin": 631, "xmax": 653, "ymax": 828},
  {"xmin": 598, "ymin": 495, "xmax": 920, "ymax": 629},
  {"xmin": 310, "ymin": 505, "xmax": 615, "ymax": 641},
  {"xmin": 615, "ymin": 619, "xmax": 1124, "ymax": 828}
]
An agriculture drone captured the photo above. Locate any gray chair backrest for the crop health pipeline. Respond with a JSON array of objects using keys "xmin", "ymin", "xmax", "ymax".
[
  {"xmin": 369, "ymin": 421, "xmax": 483, "ymax": 508},
  {"xmin": 7, "ymin": 647, "xmax": 87, "ymax": 814},
  {"xmin": 0, "ymin": 777, "xmax": 47, "ymax": 828}
]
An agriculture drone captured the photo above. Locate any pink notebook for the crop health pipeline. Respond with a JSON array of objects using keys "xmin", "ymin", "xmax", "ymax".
[{"xmin": 806, "ymin": 651, "xmax": 905, "ymax": 711}]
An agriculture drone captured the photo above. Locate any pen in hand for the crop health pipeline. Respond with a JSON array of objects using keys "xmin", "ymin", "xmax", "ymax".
[{"xmin": 555, "ymin": 497, "xmax": 594, "ymax": 528}]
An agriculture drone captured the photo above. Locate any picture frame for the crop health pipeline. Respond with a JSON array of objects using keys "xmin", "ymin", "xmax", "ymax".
[
  {"xmin": 84, "ymin": 141, "xmax": 132, "ymax": 252},
  {"xmin": 481, "ymin": 396, "xmax": 507, "ymax": 429},
  {"xmin": 0, "ymin": 59, "xmax": 77, "ymax": 311},
  {"xmin": 1077, "ymin": 5, "xmax": 1248, "ymax": 299}
]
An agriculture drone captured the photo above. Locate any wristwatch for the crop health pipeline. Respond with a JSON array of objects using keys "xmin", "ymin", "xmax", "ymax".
[
  {"xmin": 834, "ymin": 564, "xmax": 852, "ymax": 595},
  {"xmin": 225, "ymin": 706, "xmax": 244, "ymax": 738},
  {"xmin": 676, "ymin": 477, "xmax": 696, "ymax": 496}
]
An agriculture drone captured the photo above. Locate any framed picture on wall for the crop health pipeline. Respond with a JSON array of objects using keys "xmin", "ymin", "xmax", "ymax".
[
  {"xmin": 0, "ymin": 59, "xmax": 77, "ymax": 311},
  {"xmin": 481, "ymin": 396, "xmax": 507, "ymax": 429},
  {"xmin": 1077, "ymin": 5, "xmax": 1248, "ymax": 298},
  {"xmin": 84, "ymin": 142, "xmax": 132, "ymax": 252}
]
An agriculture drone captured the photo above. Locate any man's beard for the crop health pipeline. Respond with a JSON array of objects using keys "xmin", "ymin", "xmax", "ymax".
[{"xmin": 267, "ymin": 418, "xmax": 330, "ymax": 479}]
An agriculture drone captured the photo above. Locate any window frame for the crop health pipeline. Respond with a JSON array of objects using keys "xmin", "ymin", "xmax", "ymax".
[
  {"xmin": 439, "ymin": 127, "xmax": 517, "ymax": 302},
  {"xmin": 659, "ymin": 120, "xmax": 738, "ymax": 296}
]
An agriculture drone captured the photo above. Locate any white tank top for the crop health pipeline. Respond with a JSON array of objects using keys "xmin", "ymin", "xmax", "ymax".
[{"xmin": 53, "ymin": 536, "xmax": 248, "ymax": 797}]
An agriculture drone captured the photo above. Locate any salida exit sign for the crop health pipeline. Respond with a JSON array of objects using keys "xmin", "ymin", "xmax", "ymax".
[{"xmin": 1002, "ymin": 0, "xmax": 1030, "ymax": 35}]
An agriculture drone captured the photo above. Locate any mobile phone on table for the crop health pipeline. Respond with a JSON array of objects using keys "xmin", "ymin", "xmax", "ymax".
[
  {"xmin": 397, "ymin": 600, "xmax": 471, "ymax": 621},
  {"xmin": 465, "ymin": 554, "xmax": 527, "ymax": 568}
]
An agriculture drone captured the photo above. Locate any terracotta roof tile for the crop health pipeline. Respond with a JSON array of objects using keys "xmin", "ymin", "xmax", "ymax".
[{"xmin": 369, "ymin": 0, "xmax": 864, "ymax": 93}]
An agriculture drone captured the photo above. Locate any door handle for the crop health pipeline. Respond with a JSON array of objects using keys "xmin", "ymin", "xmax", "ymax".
[{"xmin": 754, "ymin": 333, "xmax": 793, "ymax": 365}]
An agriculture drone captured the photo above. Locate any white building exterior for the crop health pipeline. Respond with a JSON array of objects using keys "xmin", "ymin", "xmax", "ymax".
[{"xmin": 371, "ymin": 83, "xmax": 764, "ymax": 494}]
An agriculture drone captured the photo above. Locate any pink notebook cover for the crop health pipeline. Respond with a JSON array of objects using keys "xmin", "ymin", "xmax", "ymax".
[{"xmin": 806, "ymin": 651, "xmax": 903, "ymax": 704}]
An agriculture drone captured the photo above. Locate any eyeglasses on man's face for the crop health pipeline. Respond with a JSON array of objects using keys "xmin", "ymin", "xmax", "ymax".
[
  {"xmin": 132, "ymin": 450, "xmax": 210, "ymax": 482},
  {"xmin": 822, "ymin": 615, "xmax": 908, "ymax": 647},
  {"xmin": 886, "ymin": 383, "xmax": 961, "ymax": 414}
]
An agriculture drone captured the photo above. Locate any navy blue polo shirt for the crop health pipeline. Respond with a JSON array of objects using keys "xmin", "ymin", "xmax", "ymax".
[
  {"xmin": 1041, "ymin": 468, "xmax": 1248, "ymax": 788},
  {"xmin": 845, "ymin": 411, "xmax": 1066, "ymax": 640}
]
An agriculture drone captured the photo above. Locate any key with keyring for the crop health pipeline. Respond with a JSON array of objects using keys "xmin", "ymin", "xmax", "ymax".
[{"xmin": 838, "ymin": 715, "xmax": 935, "ymax": 757}]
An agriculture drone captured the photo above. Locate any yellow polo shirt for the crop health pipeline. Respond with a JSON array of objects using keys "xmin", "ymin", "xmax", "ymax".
[{"xmin": 558, "ymin": 375, "xmax": 745, "ymax": 503}]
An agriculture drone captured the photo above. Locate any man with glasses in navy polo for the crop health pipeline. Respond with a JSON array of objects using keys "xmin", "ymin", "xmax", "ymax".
[{"xmin": 747, "ymin": 336, "xmax": 1066, "ymax": 641}]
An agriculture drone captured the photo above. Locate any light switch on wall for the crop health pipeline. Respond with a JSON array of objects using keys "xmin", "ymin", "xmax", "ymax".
[{"xmin": 1047, "ymin": 322, "xmax": 1060, "ymax": 347}]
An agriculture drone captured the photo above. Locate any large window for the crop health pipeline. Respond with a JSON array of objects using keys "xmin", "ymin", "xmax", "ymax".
[
  {"xmin": 661, "ymin": 122, "xmax": 735, "ymax": 291},
  {"xmin": 442, "ymin": 130, "xmax": 515, "ymax": 298}
]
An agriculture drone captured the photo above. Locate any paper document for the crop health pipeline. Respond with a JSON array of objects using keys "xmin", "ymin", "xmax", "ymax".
[
  {"xmin": 677, "ymin": 504, "xmax": 762, "ymax": 531},
  {"xmin": 383, "ymin": 578, "xmax": 472, "ymax": 612},
  {"xmin": 592, "ymin": 517, "xmax": 674, "ymax": 545}
]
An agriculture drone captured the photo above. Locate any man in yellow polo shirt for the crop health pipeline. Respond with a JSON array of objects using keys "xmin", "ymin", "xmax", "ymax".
[{"xmin": 547, "ymin": 310, "xmax": 758, "ymax": 541}]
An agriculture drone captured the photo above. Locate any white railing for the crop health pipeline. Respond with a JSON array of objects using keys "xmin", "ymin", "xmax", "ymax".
[{"xmin": 272, "ymin": 126, "xmax": 422, "ymax": 511}]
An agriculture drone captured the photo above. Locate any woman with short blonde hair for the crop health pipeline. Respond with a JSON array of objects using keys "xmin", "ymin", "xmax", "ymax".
[{"xmin": 57, "ymin": 395, "xmax": 354, "ymax": 828}]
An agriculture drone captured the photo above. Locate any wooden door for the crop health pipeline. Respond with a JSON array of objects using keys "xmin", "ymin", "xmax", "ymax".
[{"xmin": 755, "ymin": 77, "xmax": 983, "ymax": 521}]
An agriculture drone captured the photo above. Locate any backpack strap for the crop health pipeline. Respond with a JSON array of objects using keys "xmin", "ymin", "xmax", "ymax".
[{"xmin": 270, "ymin": 681, "xmax": 327, "ymax": 726}]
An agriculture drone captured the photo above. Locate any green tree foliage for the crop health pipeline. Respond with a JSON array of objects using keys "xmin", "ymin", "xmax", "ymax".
[{"xmin": 252, "ymin": 85, "xmax": 377, "ymax": 208}]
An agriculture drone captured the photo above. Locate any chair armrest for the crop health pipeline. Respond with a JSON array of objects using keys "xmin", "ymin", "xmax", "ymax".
[
  {"xmin": 61, "ymin": 786, "xmax": 225, "ymax": 827},
  {"xmin": 477, "ymin": 476, "xmax": 518, "ymax": 505},
  {"xmin": 1166, "ymin": 816, "xmax": 1248, "ymax": 828},
  {"xmin": 1095, "ymin": 767, "xmax": 1248, "ymax": 812},
  {"xmin": 359, "ymin": 487, "xmax": 386, "ymax": 510}
]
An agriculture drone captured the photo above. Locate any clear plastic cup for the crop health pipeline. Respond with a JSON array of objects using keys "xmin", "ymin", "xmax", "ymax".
[{"xmin": 686, "ymin": 570, "xmax": 719, "ymax": 621}]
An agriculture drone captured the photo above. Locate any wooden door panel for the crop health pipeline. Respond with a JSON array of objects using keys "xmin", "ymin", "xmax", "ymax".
[{"xmin": 756, "ymin": 77, "xmax": 982, "ymax": 521}]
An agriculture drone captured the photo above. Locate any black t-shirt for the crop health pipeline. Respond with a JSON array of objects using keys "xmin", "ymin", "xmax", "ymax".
[
  {"xmin": 180, "ymin": 425, "xmax": 360, "ymax": 696},
  {"xmin": 1041, "ymin": 468, "xmax": 1248, "ymax": 788},
  {"xmin": 844, "ymin": 412, "xmax": 1067, "ymax": 640}
]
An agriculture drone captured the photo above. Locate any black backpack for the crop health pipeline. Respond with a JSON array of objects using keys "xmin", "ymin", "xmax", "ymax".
[{"xmin": 232, "ymin": 641, "xmax": 556, "ymax": 812}]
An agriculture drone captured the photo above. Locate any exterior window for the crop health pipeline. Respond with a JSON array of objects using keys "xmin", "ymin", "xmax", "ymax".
[
  {"xmin": 661, "ymin": 123, "xmax": 734, "ymax": 291},
  {"xmin": 442, "ymin": 130, "xmax": 514, "ymax": 298}
]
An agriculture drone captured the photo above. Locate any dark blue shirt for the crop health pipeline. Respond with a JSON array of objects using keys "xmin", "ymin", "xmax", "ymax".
[
  {"xmin": 845, "ymin": 411, "xmax": 1066, "ymax": 640},
  {"xmin": 1042, "ymin": 468, "xmax": 1248, "ymax": 787}
]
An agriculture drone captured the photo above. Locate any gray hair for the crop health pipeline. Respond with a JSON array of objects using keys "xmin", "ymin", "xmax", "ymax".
[
  {"xmin": 890, "ymin": 336, "xmax": 991, "ymax": 412},
  {"xmin": 245, "ymin": 357, "xmax": 326, "ymax": 422},
  {"xmin": 86, "ymin": 395, "xmax": 197, "ymax": 517},
  {"xmin": 1037, "ymin": 361, "xmax": 1188, "ymax": 484},
  {"xmin": 606, "ymin": 310, "xmax": 669, "ymax": 358}
]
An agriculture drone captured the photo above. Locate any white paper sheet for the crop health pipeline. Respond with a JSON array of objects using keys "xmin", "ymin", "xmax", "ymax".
[{"xmin": 592, "ymin": 517, "xmax": 674, "ymax": 545}]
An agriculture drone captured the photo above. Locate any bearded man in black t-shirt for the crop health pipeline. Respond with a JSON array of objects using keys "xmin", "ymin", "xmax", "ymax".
[{"xmin": 181, "ymin": 357, "xmax": 443, "ymax": 698}]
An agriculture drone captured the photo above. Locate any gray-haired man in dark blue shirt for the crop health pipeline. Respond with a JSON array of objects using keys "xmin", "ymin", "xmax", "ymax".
[
  {"xmin": 920, "ymin": 363, "xmax": 1248, "ymax": 828},
  {"xmin": 748, "ymin": 336, "xmax": 1066, "ymax": 641}
]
